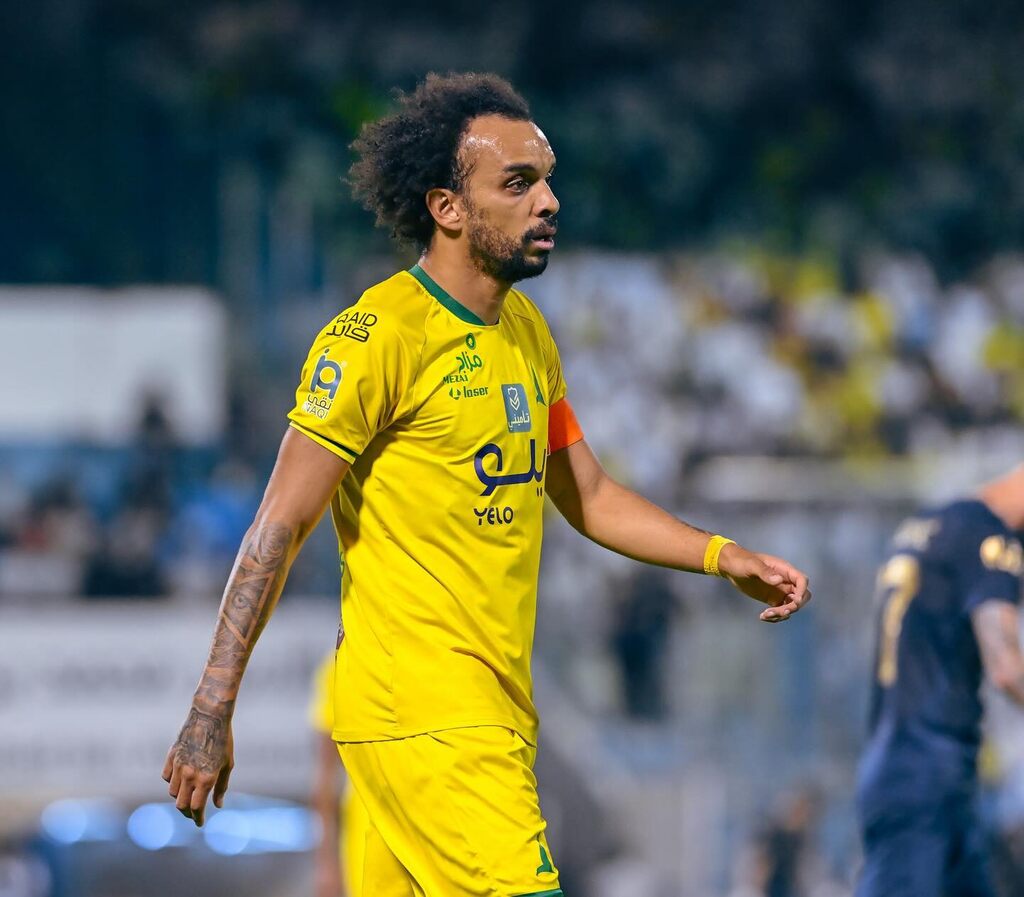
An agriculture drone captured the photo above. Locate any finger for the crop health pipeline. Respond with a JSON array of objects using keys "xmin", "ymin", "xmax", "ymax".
[
  {"xmin": 789, "ymin": 570, "xmax": 809, "ymax": 600},
  {"xmin": 761, "ymin": 597, "xmax": 798, "ymax": 619},
  {"xmin": 175, "ymin": 776, "xmax": 195, "ymax": 818},
  {"xmin": 771, "ymin": 564, "xmax": 804, "ymax": 591},
  {"xmin": 161, "ymin": 748, "xmax": 175, "ymax": 783},
  {"xmin": 759, "ymin": 555, "xmax": 809, "ymax": 591},
  {"xmin": 761, "ymin": 589, "xmax": 810, "ymax": 621},
  {"xmin": 786, "ymin": 568, "xmax": 810, "ymax": 598},
  {"xmin": 190, "ymin": 782, "xmax": 212, "ymax": 827},
  {"xmin": 213, "ymin": 764, "xmax": 232, "ymax": 808},
  {"xmin": 781, "ymin": 585, "xmax": 812, "ymax": 610},
  {"xmin": 168, "ymin": 759, "xmax": 184, "ymax": 798}
]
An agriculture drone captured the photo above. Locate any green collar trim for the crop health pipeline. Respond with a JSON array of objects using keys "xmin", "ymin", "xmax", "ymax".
[{"xmin": 408, "ymin": 264, "xmax": 492, "ymax": 327}]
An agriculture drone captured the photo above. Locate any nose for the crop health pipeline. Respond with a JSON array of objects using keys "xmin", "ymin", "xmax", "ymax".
[{"xmin": 535, "ymin": 180, "xmax": 559, "ymax": 218}]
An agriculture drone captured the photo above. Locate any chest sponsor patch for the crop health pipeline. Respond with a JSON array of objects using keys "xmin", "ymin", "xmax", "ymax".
[{"xmin": 501, "ymin": 383, "xmax": 532, "ymax": 432}]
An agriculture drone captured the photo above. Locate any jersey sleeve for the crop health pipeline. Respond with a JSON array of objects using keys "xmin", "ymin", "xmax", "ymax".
[
  {"xmin": 541, "ymin": 320, "xmax": 583, "ymax": 453},
  {"xmin": 287, "ymin": 304, "xmax": 413, "ymax": 463},
  {"xmin": 958, "ymin": 522, "xmax": 1023, "ymax": 612},
  {"xmin": 543, "ymin": 322, "xmax": 568, "ymax": 407},
  {"xmin": 307, "ymin": 654, "xmax": 336, "ymax": 735}
]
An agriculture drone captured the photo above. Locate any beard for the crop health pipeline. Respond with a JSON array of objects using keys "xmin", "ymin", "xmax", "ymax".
[{"xmin": 465, "ymin": 205, "xmax": 555, "ymax": 284}]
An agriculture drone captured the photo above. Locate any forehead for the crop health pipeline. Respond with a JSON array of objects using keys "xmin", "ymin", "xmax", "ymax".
[{"xmin": 459, "ymin": 115, "xmax": 555, "ymax": 176}]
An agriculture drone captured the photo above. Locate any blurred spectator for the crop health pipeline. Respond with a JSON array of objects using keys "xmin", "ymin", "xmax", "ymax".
[
  {"xmin": 610, "ymin": 569, "xmax": 681, "ymax": 720},
  {"xmin": 730, "ymin": 788, "xmax": 845, "ymax": 897},
  {"xmin": 533, "ymin": 250, "xmax": 1024, "ymax": 489},
  {"xmin": 0, "ymin": 475, "xmax": 96, "ymax": 596},
  {"xmin": 78, "ymin": 396, "xmax": 181, "ymax": 598},
  {"xmin": 18, "ymin": 476, "xmax": 96, "ymax": 561},
  {"xmin": 81, "ymin": 504, "xmax": 167, "ymax": 598}
]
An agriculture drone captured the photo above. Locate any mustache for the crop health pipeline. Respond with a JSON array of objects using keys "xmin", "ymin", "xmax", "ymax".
[{"xmin": 524, "ymin": 219, "xmax": 558, "ymax": 241}]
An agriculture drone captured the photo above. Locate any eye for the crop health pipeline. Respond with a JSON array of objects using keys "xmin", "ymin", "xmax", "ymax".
[{"xmin": 506, "ymin": 177, "xmax": 529, "ymax": 193}]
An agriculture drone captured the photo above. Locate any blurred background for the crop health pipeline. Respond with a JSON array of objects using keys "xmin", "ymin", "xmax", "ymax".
[{"xmin": 3, "ymin": 1, "xmax": 1024, "ymax": 895}]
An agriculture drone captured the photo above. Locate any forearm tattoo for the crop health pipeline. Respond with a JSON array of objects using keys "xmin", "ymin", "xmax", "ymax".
[{"xmin": 184, "ymin": 522, "xmax": 295, "ymax": 720}]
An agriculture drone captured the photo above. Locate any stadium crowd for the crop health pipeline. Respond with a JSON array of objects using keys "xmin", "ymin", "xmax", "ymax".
[
  {"xmin": 2, "ymin": 248, "xmax": 1020, "ymax": 598},
  {"xmin": 536, "ymin": 249, "xmax": 1024, "ymax": 492}
]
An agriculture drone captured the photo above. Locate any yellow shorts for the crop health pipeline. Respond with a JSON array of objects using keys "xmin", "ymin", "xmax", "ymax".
[{"xmin": 338, "ymin": 726, "xmax": 562, "ymax": 897}]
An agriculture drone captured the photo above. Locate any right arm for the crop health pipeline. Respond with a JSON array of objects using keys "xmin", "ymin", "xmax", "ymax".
[
  {"xmin": 972, "ymin": 601, "xmax": 1024, "ymax": 706},
  {"xmin": 162, "ymin": 428, "xmax": 349, "ymax": 826}
]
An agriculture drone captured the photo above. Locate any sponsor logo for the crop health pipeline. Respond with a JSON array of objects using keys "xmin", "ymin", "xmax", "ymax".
[
  {"xmin": 473, "ymin": 506, "xmax": 515, "ymax": 526},
  {"xmin": 529, "ymin": 363, "xmax": 546, "ymax": 406},
  {"xmin": 455, "ymin": 350, "xmax": 483, "ymax": 374},
  {"xmin": 327, "ymin": 309, "xmax": 378, "ymax": 343},
  {"xmin": 309, "ymin": 350, "xmax": 344, "ymax": 400},
  {"xmin": 536, "ymin": 840, "xmax": 554, "ymax": 875},
  {"xmin": 474, "ymin": 439, "xmax": 545, "ymax": 496},
  {"xmin": 303, "ymin": 395, "xmax": 332, "ymax": 419},
  {"xmin": 501, "ymin": 383, "xmax": 531, "ymax": 432},
  {"xmin": 980, "ymin": 535, "xmax": 1024, "ymax": 575},
  {"xmin": 448, "ymin": 385, "xmax": 489, "ymax": 401},
  {"xmin": 443, "ymin": 342, "xmax": 485, "ymax": 386}
]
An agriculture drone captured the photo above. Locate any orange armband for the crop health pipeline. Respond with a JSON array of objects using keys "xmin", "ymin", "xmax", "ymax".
[{"xmin": 547, "ymin": 398, "xmax": 584, "ymax": 454}]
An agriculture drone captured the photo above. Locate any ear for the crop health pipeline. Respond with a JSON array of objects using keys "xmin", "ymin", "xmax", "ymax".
[{"xmin": 425, "ymin": 188, "xmax": 463, "ymax": 233}]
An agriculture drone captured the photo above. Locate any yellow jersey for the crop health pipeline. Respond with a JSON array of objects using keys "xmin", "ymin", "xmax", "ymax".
[
  {"xmin": 309, "ymin": 653, "xmax": 338, "ymax": 736},
  {"xmin": 288, "ymin": 266, "xmax": 582, "ymax": 745}
]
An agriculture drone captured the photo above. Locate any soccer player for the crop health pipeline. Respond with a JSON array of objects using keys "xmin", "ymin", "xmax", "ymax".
[
  {"xmin": 163, "ymin": 72, "xmax": 811, "ymax": 896},
  {"xmin": 856, "ymin": 465, "xmax": 1024, "ymax": 897}
]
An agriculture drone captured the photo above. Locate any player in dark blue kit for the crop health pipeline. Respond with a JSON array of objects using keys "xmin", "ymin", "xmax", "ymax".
[{"xmin": 856, "ymin": 467, "xmax": 1024, "ymax": 897}]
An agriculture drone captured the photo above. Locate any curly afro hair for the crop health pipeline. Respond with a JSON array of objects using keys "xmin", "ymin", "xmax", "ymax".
[{"xmin": 349, "ymin": 72, "xmax": 532, "ymax": 250}]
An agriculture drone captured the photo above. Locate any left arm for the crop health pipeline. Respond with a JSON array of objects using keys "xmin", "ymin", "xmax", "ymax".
[
  {"xmin": 972, "ymin": 601, "xmax": 1024, "ymax": 706},
  {"xmin": 546, "ymin": 440, "xmax": 811, "ymax": 621}
]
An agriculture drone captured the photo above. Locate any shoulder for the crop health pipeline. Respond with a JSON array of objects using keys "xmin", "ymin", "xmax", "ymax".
[
  {"xmin": 348, "ymin": 270, "xmax": 432, "ymax": 330},
  {"xmin": 319, "ymin": 271, "xmax": 431, "ymax": 349},
  {"xmin": 940, "ymin": 500, "xmax": 1010, "ymax": 542},
  {"xmin": 506, "ymin": 288, "xmax": 546, "ymax": 322},
  {"xmin": 506, "ymin": 288, "xmax": 556, "ymax": 342},
  {"xmin": 935, "ymin": 500, "xmax": 1020, "ymax": 571}
]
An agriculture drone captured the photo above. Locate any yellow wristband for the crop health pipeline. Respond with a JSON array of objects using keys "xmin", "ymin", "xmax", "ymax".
[{"xmin": 703, "ymin": 535, "xmax": 735, "ymax": 577}]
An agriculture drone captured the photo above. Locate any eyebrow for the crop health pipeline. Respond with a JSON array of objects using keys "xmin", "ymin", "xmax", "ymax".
[{"xmin": 502, "ymin": 160, "xmax": 557, "ymax": 175}]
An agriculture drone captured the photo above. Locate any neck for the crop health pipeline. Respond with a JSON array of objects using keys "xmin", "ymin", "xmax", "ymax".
[
  {"xmin": 977, "ymin": 466, "xmax": 1024, "ymax": 531},
  {"xmin": 417, "ymin": 249, "xmax": 510, "ymax": 326}
]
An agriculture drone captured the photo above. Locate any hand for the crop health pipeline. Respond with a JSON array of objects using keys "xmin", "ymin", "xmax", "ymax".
[
  {"xmin": 162, "ymin": 705, "xmax": 234, "ymax": 827},
  {"xmin": 718, "ymin": 545, "xmax": 812, "ymax": 623}
]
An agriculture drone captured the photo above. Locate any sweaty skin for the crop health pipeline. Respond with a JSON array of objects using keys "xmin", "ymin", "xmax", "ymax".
[{"xmin": 420, "ymin": 115, "xmax": 559, "ymax": 324}]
